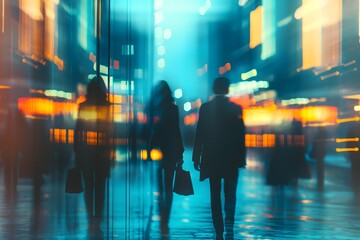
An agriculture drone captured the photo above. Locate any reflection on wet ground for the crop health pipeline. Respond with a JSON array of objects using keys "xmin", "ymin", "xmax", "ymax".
[{"xmin": 1, "ymin": 149, "xmax": 360, "ymax": 239}]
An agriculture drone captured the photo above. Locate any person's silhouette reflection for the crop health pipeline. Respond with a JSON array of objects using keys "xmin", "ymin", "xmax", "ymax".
[
  {"xmin": 29, "ymin": 117, "xmax": 50, "ymax": 211},
  {"xmin": 1, "ymin": 108, "xmax": 26, "ymax": 201},
  {"xmin": 74, "ymin": 76, "xmax": 111, "ymax": 236}
]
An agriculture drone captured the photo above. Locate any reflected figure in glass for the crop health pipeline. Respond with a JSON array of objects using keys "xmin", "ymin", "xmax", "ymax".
[
  {"xmin": 74, "ymin": 76, "xmax": 112, "ymax": 235},
  {"xmin": 1, "ymin": 108, "xmax": 27, "ymax": 201},
  {"xmin": 28, "ymin": 115, "xmax": 51, "ymax": 210}
]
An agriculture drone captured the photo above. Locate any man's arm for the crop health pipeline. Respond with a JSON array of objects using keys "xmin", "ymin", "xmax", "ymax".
[
  {"xmin": 238, "ymin": 118, "xmax": 246, "ymax": 167},
  {"xmin": 192, "ymin": 106, "xmax": 204, "ymax": 171},
  {"xmin": 174, "ymin": 106, "xmax": 184, "ymax": 158},
  {"xmin": 236, "ymin": 106, "xmax": 246, "ymax": 168}
]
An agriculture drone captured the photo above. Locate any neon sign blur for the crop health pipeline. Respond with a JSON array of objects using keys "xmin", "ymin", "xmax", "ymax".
[
  {"xmin": 243, "ymin": 106, "xmax": 337, "ymax": 126},
  {"xmin": 297, "ymin": 0, "xmax": 342, "ymax": 70},
  {"xmin": 44, "ymin": 89, "xmax": 72, "ymax": 100},
  {"xmin": 18, "ymin": 97, "xmax": 138, "ymax": 123},
  {"xmin": 261, "ymin": 0, "xmax": 276, "ymax": 60},
  {"xmin": 229, "ymin": 80, "xmax": 269, "ymax": 94}
]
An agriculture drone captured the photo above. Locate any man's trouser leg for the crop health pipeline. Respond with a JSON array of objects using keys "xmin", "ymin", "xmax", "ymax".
[
  {"xmin": 224, "ymin": 175, "xmax": 238, "ymax": 235},
  {"xmin": 210, "ymin": 177, "xmax": 224, "ymax": 237}
]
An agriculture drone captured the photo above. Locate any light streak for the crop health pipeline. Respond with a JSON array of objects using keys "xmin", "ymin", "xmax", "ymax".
[{"xmin": 336, "ymin": 138, "xmax": 359, "ymax": 143}]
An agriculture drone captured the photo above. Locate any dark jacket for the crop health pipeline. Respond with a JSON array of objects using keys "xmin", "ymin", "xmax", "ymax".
[
  {"xmin": 192, "ymin": 95, "xmax": 246, "ymax": 181},
  {"xmin": 149, "ymin": 102, "xmax": 184, "ymax": 170},
  {"xmin": 74, "ymin": 100, "xmax": 112, "ymax": 175}
]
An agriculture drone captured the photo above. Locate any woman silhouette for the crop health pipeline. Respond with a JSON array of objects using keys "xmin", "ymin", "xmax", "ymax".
[
  {"xmin": 74, "ymin": 76, "xmax": 111, "ymax": 235},
  {"xmin": 147, "ymin": 80, "xmax": 184, "ymax": 237}
]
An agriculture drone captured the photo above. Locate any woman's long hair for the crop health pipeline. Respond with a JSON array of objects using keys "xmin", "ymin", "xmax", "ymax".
[
  {"xmin": 86, "ymin": 76, "xmax": 108, "ymax": 104},
  {"xmin": 145, "ymin": 81, "xmax": 174, "ymax": 140},
  {"xmin": 151, "ymin": 80, "xmax": 174, "ymax": 108}
]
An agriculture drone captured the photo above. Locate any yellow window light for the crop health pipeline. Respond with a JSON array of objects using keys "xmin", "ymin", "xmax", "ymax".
[
  {"xmin": 140, "ymin": 149, "xmax": 148, "ymax": 161},
  {"xmin": 250, "ymin": 6, "xmax": 263, "ymax": 49}
]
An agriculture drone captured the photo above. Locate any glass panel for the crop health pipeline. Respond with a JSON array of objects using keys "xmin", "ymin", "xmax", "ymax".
[{"xmin": 0, "ymin": 0, "xmax": 153, "ymax": 238}]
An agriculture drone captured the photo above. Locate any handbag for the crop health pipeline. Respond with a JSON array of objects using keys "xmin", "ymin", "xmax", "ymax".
[
  {"xmin": 173, "ymin": 167, "xmax": 194, "ymax": 196},
  {"xmin": 65, "ymin": 168, "xmax": 84, "ymax": 193}
]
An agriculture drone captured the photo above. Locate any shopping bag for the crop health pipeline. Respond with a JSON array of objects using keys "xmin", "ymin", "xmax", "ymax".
[
  {"xmin": 65, "ymin": 168, "xmax": 83, "ymax": 193},
  {"xmin": 173, "ymin": 167, "xmax": 194, "ymax": 196}
]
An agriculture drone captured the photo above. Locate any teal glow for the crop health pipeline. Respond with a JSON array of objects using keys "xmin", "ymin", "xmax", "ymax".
[
  {"xmin": 261, "ymin": 0, "xmax": 276, "ymax": 60},
  {"xmin": 152, "ymin": 0, "xmax": 209, "ymax": 99},
  {"xmin": 77, "ymin": 0, "xmax": 88, "ymax": 50}
]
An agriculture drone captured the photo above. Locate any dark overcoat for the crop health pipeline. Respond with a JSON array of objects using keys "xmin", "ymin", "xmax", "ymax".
[
  {"xmin": 192, "ymin": 95, "xmax": 246, "ymax": 181},
  {"xmin": 74, "ymin": 100, "xmax": 112, "ymax": 176},
  {"xmin": 149, "ymin": 102, "xmax": 184, "ymax": 170}
]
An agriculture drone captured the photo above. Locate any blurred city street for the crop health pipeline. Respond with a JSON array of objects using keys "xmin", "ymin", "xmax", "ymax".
[
  {"xmin": 1, "ymin": 149, "xmax": 360, "ymax": 239},
  {"xmin": 2, "ymin": 0, "xmax": 360, "ymax": 239}
]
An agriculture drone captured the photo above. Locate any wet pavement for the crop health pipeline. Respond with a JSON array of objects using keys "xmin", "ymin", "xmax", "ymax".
[
  {"xmin": 147, "ymin": 151, "xmax": 360, "ymax": 240},
  {"xmin": 1, "ymin": 149, "xmax": 360, "ymax": 239}
]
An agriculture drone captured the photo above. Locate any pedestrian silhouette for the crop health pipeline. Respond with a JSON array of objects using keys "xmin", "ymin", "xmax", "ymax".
[
  {"xmin": 147, "ymin": 80, "xmax": 184, "ymax": 238},
  {"xmin": 52, "ymin": 114, "xmax": 71, "ymax": 184},
  {"xmin": 309, "ymin": 127, "xmax": 327, "ymax": 191},
  {"xmin": 267, "ymin": 130, "xmax": 292, "ymax": 186},
  {"xmin": 28, "ymin": 116, "xmax": 51, "ymax": 211},
  {"xmin": 192, "ymin": 77, "xmax": 246, "ymax": 240},
  {"xmin": 288, "ymin": 119, "xmax": 310, "ymax": 186},
  {"xmin": 74, "ymin": 76, "xmax": 112, "ymax": 236},
  {"xmin": 267, "ymin": 120, "xmax": 310, "ymax": 189},
  {"xmin": 1, "ymin": 107, "xmax": 26, "ymax": 202},
  {"xmin": 346, "ymin": 122, "xmax": 360, "ymax": 196}
]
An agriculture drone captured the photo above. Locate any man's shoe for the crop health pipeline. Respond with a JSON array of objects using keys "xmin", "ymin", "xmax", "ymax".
[
  {"xmin": 225, "ymin": 233, "xmax": 234, "ymax": 240},
  {"xmin": 161, "ymin": 223, "xmax": 169, "ymax": 238},
  {"xmin": 87, "ymin": 221, "xmax": 102, "ymax": 237},
  {"xmin": 215, "ymin": 234, "xmax": 224, "ymax": 240}
]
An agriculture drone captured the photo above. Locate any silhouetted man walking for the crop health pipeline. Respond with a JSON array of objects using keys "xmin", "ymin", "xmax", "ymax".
[{"xmin": 193, "ymin": 77, "xmax": 246, "ymax": 240}]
